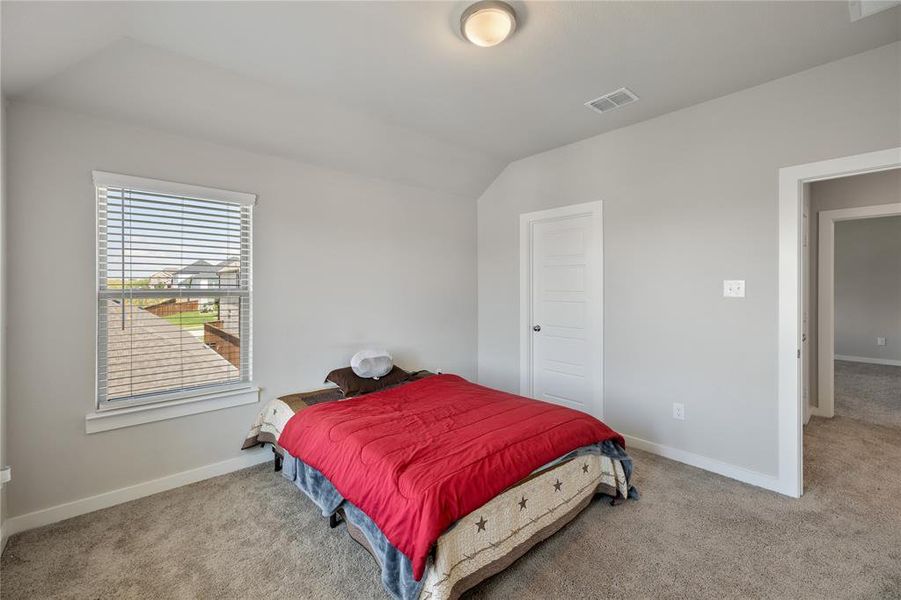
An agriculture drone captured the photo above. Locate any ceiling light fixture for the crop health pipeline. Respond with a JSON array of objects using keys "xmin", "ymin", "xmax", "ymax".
[{"xmin": 461, "ymin": 1, "xmax": 517, "ymax": 47}]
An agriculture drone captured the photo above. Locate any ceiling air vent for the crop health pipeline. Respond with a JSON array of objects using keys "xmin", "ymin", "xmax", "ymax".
[{"xmin": 584, "ymin": 87, "xmax": 639, "ymax": 115}]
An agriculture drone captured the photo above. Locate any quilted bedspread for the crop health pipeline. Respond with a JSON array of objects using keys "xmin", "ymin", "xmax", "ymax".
[{"xmin": 278, "ymin": 374, "xmax": 625, "ymax": 580}]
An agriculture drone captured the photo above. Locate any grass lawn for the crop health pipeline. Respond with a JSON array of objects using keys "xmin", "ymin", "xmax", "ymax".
[{"xmin": 162, "ymin": 310, "xmax": 219, "ymax": 331}]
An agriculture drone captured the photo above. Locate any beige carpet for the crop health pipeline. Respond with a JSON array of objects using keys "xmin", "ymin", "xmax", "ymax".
[
  {"xmin": 834, "ymin": 359, "xmax": 901, "ymax": 428},
  {"xmin": 2, "ymin": 416, "xmax": 900, "ymax": 599}
]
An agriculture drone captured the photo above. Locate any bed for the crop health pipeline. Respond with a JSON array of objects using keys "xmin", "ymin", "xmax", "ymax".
[
  {"xmin": 244, "ymin": 373, "xmax": 636, "ymax": 600},
  {"xmin": 242, "ymin": 369, "xmax": 434, "ymax": 467}
]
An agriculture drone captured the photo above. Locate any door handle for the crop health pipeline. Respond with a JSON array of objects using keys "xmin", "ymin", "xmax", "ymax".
[{"xmin": 533, "ymin": 325, "xmax": 541, "ymax": 332}]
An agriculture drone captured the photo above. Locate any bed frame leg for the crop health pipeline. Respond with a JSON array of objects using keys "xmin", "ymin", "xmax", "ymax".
[{"xmin": 272, "ymin": 446, "xmax": 283, "ymax": 472}]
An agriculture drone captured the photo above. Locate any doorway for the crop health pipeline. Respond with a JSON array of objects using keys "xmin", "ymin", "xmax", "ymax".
[
  {"xmin": 814, "ymin": 197, "xmax": 901, "ymax": 421},
  {"xmin": 779, "ymin": 147, "xmax": 901, "ymax": 498},
  {"xmin": 519, "ymin": 201, "xmax": 603, "ymax": 418}
]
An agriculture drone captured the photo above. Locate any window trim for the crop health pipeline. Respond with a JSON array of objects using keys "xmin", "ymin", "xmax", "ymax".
[
  {"xmin": 92, "ymin": 171, "xmax": 256, "ymax": 206},
  {"xmin": 93, "ymin": 171, "xmax": 256, "ymax": 413},
  {"xmin": 85, "ymin": 384, "xmax": 260, "ymax": 434}
]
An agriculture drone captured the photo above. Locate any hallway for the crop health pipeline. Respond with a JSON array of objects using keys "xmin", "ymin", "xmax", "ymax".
[{"xmin": 834, "ymin": 359, "xmax": 901, "ymax": 428}]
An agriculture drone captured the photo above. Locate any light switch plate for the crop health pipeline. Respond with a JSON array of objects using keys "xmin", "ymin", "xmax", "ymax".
[
  {"xmin": 877, "ymin": 337, "xmax": 887, "ymax": 347},
  {"xmin": 723, "ymin": 280, "xmax": 746, "ymax": 298}
]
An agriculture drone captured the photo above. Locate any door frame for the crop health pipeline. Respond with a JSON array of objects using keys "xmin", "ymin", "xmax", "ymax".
[
  {"xmin": 802, "ymin": 193, "xmax": 811, "ymax": 426},
  {"xmin": 815, "ymin": 201, "xmax": 901, "ymax": 418},
  {"xmin": 778, "ymin": 146, "xmax": 901, "ymax": 498},
  {"xmin": 519, "ymin": 201, "xmax": 604, "ymax": 418}
]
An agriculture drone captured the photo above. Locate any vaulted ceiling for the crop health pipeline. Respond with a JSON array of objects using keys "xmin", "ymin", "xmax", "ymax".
[{"xmin": 3, "ymin": 1, "xmax": 899, "ymax": 197}]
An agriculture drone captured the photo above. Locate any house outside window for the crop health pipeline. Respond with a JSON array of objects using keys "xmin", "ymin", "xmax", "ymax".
[{"xmin": 94, "ymin": 171, "xmax": 254, "ymax": 410}]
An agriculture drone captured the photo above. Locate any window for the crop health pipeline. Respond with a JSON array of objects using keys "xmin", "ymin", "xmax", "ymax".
[{"xmin": 95, "ymin": 172, "xmax": 254, "ymax": 409}]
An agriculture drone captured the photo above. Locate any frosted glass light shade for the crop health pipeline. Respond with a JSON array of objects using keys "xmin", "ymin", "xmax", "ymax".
[{"xmin": 461, "ymin": 1, "xmax": 517, "ymax": 47}]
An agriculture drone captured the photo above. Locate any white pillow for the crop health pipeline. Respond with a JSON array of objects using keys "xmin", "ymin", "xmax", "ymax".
[{"xmin": 350, "ymin": 349, "xmax": 393, "ymax": 379}]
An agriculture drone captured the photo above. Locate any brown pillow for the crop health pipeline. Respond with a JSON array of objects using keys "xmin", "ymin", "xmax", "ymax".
[{"xmin": 324, "ymin": 366, "xmax": 411, "ymax": 397}]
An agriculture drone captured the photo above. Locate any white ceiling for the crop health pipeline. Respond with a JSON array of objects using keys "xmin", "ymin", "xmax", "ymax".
[{"xmin": 3, "ymin": 1, "xmax": 899, "ymax": 197}]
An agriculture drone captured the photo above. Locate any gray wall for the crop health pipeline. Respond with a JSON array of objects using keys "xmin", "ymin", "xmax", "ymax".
[
  {"xmin": 834, "ymin": 216, "xmax": 901, "ymax": 362},
  {"xmin": 808, "ymin": 169, "xmax": 901, "ymax": 405},
  {"xmin": 6, "ymin": 101, "xmax": 477, "ymax": 517},
  {"xmin": 477, "ymin": 43, "xmax": 901, "ymax": 476}
]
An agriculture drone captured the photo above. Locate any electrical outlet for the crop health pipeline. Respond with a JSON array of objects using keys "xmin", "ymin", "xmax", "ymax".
[
  {"xmin": 723, "ymin": 280, "xmax": 746, "ymax": 298},
  {"xmin": 877, "ymin": 337, "xmax": 887, "ymax": 347},
  {"xmin": 672, "ymin": 403, "xmax": 685, "ymax": 420}
]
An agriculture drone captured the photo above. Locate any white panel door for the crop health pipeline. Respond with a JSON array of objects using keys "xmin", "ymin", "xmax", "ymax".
[
  {"xmin": 802, "ymin": 191, "xmax": 811, "ymax": 425},
  {"xmin": 522, "ymin": 203, "xmax": 602, "ymax": 417}
]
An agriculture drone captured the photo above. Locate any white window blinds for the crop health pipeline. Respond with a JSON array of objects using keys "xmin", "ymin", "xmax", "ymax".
[{"xmin": 95, "ymin": 172, "xmax": 254, "ymax": 408}]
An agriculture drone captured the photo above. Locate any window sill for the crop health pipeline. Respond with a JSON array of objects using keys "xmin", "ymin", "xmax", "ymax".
[{"xmin": 85, "ymin": 385, "xmax": 260, "ymax": 434}]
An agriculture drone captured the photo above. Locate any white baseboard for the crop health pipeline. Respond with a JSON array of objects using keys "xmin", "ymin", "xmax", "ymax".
[
  {"xmin": 623, "ymin": 434, "xmax": 789, "ymax": 495},
  {"xmin": 834, "ymin": 354, "xmax": 901, "ymax": 367},
  {"xmin": 3, "ymin": 449, "xmax": 270, "ymax": 539},
  {"xmin": 809, "ymin": 404, "xmax": 833, "ymax": 418}
]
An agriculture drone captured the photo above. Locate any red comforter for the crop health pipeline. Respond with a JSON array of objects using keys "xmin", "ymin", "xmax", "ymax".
[{"xmin": 278, "ymin": 374, "xmax": 625, "ymax": 580}]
